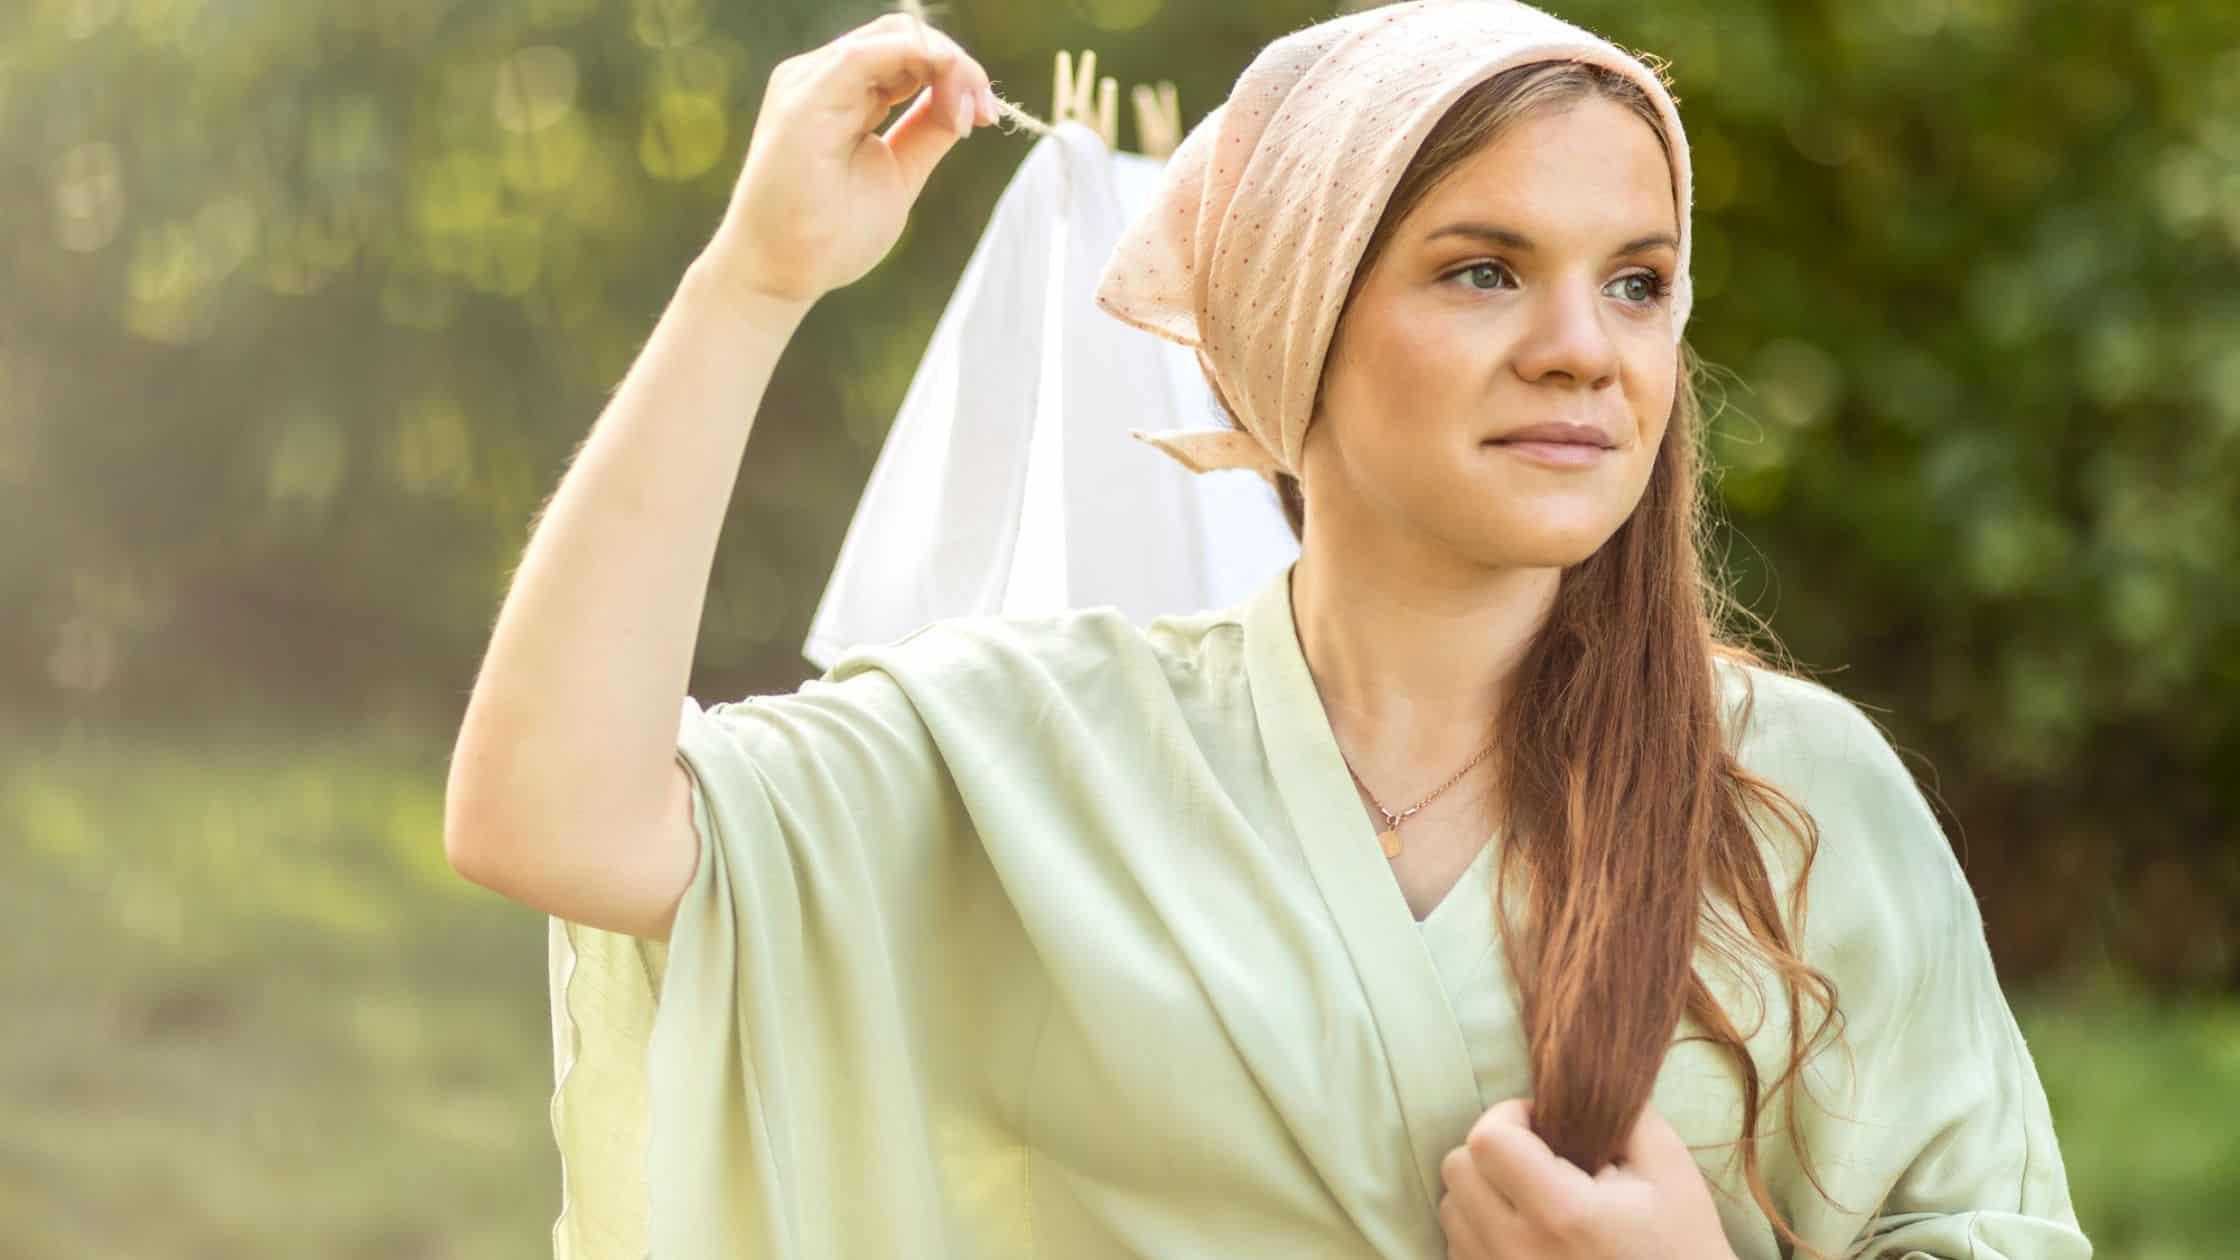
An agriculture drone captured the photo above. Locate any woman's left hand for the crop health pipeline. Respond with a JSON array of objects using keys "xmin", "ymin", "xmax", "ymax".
[{"xmin": 1437, "ymin": 1096, "xmax": 1736, "ymax": 1260}]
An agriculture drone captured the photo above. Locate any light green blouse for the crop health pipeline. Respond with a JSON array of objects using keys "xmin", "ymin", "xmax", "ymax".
[{"xmin": 546, "ymin": 560, "xmax": 2090, "ymax": 1259}]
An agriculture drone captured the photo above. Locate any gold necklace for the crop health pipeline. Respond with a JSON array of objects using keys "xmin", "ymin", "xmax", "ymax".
[{"xmin": 1335, "ymin": 732, "xmax": 1500, "ymax": 859}]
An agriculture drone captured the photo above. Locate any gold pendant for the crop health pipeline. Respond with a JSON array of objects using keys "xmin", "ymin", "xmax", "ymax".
[{"xmin": 1378, "ymin": 827, "xmax": 1403, "ymax": 858}]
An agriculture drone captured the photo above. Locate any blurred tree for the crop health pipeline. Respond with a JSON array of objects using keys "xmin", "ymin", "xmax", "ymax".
[{"xmin": 0, "ymin": 0, "xmax": 2233, "ymax": 986}]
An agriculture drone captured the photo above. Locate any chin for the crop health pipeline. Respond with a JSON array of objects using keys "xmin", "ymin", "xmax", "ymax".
[
  {"xmin": 1385, "ymin": 463, "xmax": 1641, "ymax": 564},
  {"xmin": 1442, "ymin": 520, "xmax": 1621, "ymax": 569},
  {"xmin": 1471, "ymin": 516, "xmax": 1626, "ymax": 568},
  {"xmin": 1509, "ymin": 537, "xmax": 1612, "ymax": 569}
]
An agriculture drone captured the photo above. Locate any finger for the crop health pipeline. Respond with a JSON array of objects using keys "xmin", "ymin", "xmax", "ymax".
[
  {"xmin": 879, "ymin": 50, "xmax": 994, "ymax": 195},
  {"xmin": 1438, "ymin": 1186, "xmax": 1499, "ymax": 1258},
  {"xmin": 851, "ymin": 21, "xmax": 987, "ymax": 131},
  {"xmin": 923, "ymin": 22, "xmax": 996, "ymax": 124},
  {"xmin": 1465, "ymin": 1097, "xmax": 1542, "ymax": 1170},
  {"xmin": 919, "ymin": 23, "xmax": 995, "ymax": 128},
  {"xmin": 791, "ymin": 28, "xmax": 954, "ymax": 134},
  {"xmin": 891, "ymin": 20, "xmax": 993, "ymax": 121},
  {"xmin": 878, "ymin": 73, "xmax": 973, "ymax": 195},
  {"xmin": 1469, "ymin": 1121, "xmax": 1593, "ymax": 1201},
  {"xmin": 819, "ymin": 31, "xmax": 952, "ymax": 132},
  {"xmin": 1441, "ymin": 1142, "xmax": 1517, "ymax": 1213},
  {"xmin": 1441, "ymin": 1145, "xmax": 1521, "ymax": 1252},
  {"xmin": 1480, "ymin": 1096, "xmax": 1532, "ymax": 1131},
  {"xmin": 1467, "ymin": 1104, "xmax": 1596, "ymax": 1227},
  {"xmin": 836, "ymin": 10, "xmax": 923, "ymax": 40},
  {"xmin": 766, "ymin": 32, "xmax": 942, "ymax": 155},
  {"xmin": 1621, "ymin": 1098, "xmax": 1695, "ymax": 1180}
]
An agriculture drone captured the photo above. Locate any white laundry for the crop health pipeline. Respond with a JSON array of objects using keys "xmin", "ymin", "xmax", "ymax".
[{"xmin": 802, "ymin": 121, "xmax": 1299, "ymax": 672}]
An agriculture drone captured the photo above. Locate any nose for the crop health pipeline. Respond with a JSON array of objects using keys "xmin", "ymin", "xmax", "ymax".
[{"xmin": 1510, "ymin": 277, "xmax": 1620, "ymax": 389}]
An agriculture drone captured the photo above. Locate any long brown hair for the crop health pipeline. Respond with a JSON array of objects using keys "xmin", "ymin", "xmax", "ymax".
[{"xmin": 1210, "ymin": 59, "xmax": 1861, "ymax": 1260}]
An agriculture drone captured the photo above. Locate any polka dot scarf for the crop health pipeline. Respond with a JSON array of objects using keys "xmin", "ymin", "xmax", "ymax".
[{"xmin": 1093, "ymin": 0, "xmax": 1695, "ymax": 478}]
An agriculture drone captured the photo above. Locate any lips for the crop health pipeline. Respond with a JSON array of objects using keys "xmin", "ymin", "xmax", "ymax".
[{"xmin": 1484, "ymin": 421, "xmax": 1613, "ymax": 448}]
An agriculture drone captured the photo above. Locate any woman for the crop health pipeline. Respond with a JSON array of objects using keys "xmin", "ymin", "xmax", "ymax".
[{"xmin": 444, "ymin": 3, "xmax": 2091, "ymax": 1258}]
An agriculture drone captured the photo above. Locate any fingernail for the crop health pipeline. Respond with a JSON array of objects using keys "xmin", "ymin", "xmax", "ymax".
[
  {"xmin": 981, "ymin": 85, "xmax": 1000, "ymax": 121},
  {"xmin": 953, "ymin": 93, "xmax": 974, "ymax": 134}
]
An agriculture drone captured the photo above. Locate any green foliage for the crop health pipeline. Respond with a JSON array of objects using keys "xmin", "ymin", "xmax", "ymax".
[
  {"xmin": 0, "ymin": 735, "xmax": 556, "ymax": 1258},
  {"xmin": 7, "ymin": 6, "xmax": 2232, "ymax": 1249},
  {"xmin": 1547, "ymin": 0, "xmax": 2240, "ymax": 986},
  {"xmin": 2020, "ymin": 981, "xmax": 2240, "ymax": 1258},
  {"xmin": 0, "ymin": 0, "xmax": 2231, "ymax": 977}
]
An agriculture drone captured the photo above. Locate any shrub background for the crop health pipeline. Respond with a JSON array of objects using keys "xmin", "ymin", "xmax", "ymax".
[{"xmin": 2, "ymin": 0, "xmax": 2233, "ymax": 1255}]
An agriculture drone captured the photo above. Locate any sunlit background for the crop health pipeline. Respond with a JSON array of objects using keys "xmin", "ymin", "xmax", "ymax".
[{"xmin": 3, "ymin": 0, "xmax": 2236, "ymax": 1254}]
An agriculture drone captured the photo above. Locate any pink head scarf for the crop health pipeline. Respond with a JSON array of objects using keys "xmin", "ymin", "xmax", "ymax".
[{"xmin": 1093, "ymin": 0, "xmax": 1694, "ymax": 479}]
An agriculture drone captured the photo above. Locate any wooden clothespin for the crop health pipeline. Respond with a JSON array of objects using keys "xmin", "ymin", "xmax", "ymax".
[
  {"xmin": 1052, "ymin": 48, "xmax": 1120, "ymax": 150},
  {"xmin": 1131, "ymin": 80, "xmax": 1181, "ymax": 159},
  {"xmin": 1054, "ymin": 48, "xmax": 1183, "ymax": 159}
]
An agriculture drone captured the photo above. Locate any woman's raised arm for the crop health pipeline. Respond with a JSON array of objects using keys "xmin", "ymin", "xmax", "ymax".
[{"xmin": 442, "ymin": 14, "xmax": 999, "ymax": 940}]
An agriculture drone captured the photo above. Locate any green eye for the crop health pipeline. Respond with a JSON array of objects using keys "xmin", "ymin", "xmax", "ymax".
[
  {"xmin": 1613, "ymin": 272, "xmax": 1672, "ymax": 304},
  {"xmin": 1444, "ymin": 261, "xmax": 1672, "ymax": 307},
  {"xmin": 1449, "ymin": 261, "xmax": 1511, "ymax": 290}
]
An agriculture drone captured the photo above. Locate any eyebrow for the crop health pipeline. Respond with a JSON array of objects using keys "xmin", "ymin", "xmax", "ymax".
[{"xmin": 1422, "ymin": 222, "xmax": 1679, "ymax": 257}]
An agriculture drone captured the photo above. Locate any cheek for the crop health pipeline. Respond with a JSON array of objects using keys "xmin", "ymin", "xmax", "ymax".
[
  {"xmin": 1322, "ymin": 312, "xmax": 1456, "ymax": 438},
  {"xmin": 1629, "ymin": 351, "xmax": 1681, "ymax": 436},
  {"xmin": 1352, "ymin": 294, "xmax": 1474, "ymax": 381}
]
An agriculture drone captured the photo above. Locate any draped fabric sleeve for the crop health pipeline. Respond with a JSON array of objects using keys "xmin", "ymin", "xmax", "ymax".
[
  {"xmin": 1760, "ymin": 679, "xmax": 2094, "ymax": 1260},
  {"xmin": 546, "ymin": 642, "xmax": 976, "ymax": 1260},
  {"xmin": 1832, "ymin": 828, "xmax": 2093, "ymax": 1259}
]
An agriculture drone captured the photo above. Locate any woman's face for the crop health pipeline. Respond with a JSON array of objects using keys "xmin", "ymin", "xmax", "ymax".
[{"xmin": 1304, "ymin": 95, "xmax": 1681, "ymax": 572}]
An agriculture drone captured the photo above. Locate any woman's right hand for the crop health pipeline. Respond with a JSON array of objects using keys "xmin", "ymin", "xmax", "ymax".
[{"xmin": 702, "ymin": 13, "xmax": 999, "ymax": 307}]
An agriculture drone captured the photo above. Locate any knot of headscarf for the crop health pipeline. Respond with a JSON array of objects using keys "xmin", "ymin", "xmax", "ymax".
[{"xmin": 1092, "ymin": 0, "xmax": 1695, "ymax": 479}]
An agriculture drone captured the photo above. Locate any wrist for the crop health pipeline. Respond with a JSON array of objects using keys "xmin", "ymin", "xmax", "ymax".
[{"xmin": 681, "ymin": 244, "xmax": 817, "ymax": 335}]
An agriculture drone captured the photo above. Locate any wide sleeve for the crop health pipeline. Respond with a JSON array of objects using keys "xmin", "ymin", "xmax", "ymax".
[
  {"xmin": 547, "ymin": 652, "xmax": 974, "ymax": 1260},
  {"xmin": 1837, "ymin": 874, "xmax": 2092, "ymax": 1257},
  {"xmin": 1782, "ymin": 691, "xmax": 2094, "ymax": 1260}
]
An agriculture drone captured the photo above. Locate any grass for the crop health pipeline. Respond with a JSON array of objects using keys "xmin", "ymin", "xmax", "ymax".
[
  {"xmin": 2021, "ymin": 971, "xmax": 2240, "ymax": 1259},
  {"xmin": 1, "ymin": 721, "xmax": 559, "ymax": 1259},
  {"xmin": 1, "ymin": 724, "xmax": 2230, "ymax": 1257}
]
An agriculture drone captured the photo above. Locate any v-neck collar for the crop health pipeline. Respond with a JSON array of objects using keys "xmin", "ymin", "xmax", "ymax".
[
  {"xmin": 1417, "ymin": 836, "xmax": 1496, "ymax": 935},
  {"xmin": 1239, "ymin": 560, "xmax": 1489, "ymax": 1221}
]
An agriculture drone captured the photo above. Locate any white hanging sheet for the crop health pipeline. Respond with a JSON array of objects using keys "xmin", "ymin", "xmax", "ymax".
[{"xmin": 802, "ymin": 121, "xmax": 1300, "ymax": 672}]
